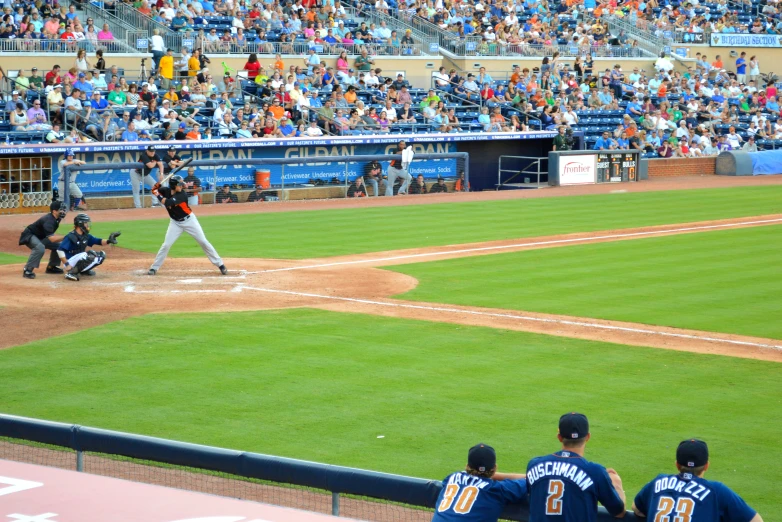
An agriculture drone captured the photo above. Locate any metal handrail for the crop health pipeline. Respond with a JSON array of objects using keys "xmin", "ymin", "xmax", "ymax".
[
  {"xmin": 588, "ymin": 12, "xmax": 665, "ymax": 57},
  {"xmin": 0, "ymin": 38, "xmax": 137, "ymax": 53},
  {"xmin": 108, "ymin": 0, "xmax": 186, "ymax": 52},
  {"xmin": 197, "ymin": 40, "xmax": 430, "ymax": 56},
  {"xmin": 343, "ymin": 5, "xmax": 437, "ymax": 51},
  {"xmin": 80, "ymin": 1, "xmax": 147, "ymax": 52}
]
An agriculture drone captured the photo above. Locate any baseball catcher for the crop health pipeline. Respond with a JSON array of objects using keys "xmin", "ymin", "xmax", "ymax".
[
  {"xmin": 57, "ymin": 213, "xmax": 121, "ymax": 281},
  {"xmin": 147, "ymin": 174, "xmax": 227, "ymax": 276}
]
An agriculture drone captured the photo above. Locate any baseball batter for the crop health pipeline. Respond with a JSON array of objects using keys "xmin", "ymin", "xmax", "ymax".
[
  {"xmin": 526, "ymin": 413, "xmax": 626, "ymax": 522},
  {"xmin": 432, "ymin": 443, "xmax": 527, "ymax": 522},
  {"xmin": 385, "ymin": 140, "xmax": 414, "ymax": 196},
  {"xmin": 147, "ymin": 174, "xmax": 227, "ymax": 276},
  {"xmin": 633, "ymin": 439, "xmax": 763, "ymax": 522},
  {"xmin": 57, "ymin": 214, "xmax": 121, "ymax": 281}
]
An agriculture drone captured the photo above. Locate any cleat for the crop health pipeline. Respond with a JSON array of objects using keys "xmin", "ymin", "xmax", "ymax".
[
  {"xmin": 219, "ymin": 265, "xmax": 228, "ymax": 275},
  {"xmin": 147, "ymin": 269, "xmax": 156, "ymax": 275},
  {"xmin": 23, "ymin": 269, "xmax": 36, "ymax": 279},
  {"xmin": 65, "ymin": 272, "xmax": 80, "ymax": 281},
  {"xmin": 45, "ymin": 266, "xmax": 64, "ymax": 274},
  {"xmin": 83, "ymin": 270, "xmax": 96, "ymax": 276}
]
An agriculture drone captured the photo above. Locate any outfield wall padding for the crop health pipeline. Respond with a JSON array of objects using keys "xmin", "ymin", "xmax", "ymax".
[
  {"xmin": 716, "ymin": 150, "xmax": 782, "ymax": 176},
  {"xmin": 0, "ymin": 413, "xmax": 638, "ymax": 521}
]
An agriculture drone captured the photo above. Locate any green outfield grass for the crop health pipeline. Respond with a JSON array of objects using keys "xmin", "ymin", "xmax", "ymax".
[
  {"xmin": 391, "ymin": 225, "xmax": 782, "ymax": 339},
  {"xmin": 91, "ymin": 186, "xmax": 782, "ymax": 259},
  {"xmin": 0, "ymin": 309, "xmax": 779, "ymax": 514},
  {"xmin": 0, "ymin": 252, "xmax": 26, "ymax": 264}
]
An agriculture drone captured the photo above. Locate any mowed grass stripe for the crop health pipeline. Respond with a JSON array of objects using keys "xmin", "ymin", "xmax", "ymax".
[
  {"xmin": 391, "ymin": 225, "xmax": 782, "ymax": 339},
  {"xmin": 92, "ymin": 185, "xmax": 782, "ymax": 259},
  {"xmin": 0, "ymin": 253, "xmax": 27, "ymax": 265},
  {"xmin": 0, "ymin": 309, "xmax": 780, "ymax": 514}
]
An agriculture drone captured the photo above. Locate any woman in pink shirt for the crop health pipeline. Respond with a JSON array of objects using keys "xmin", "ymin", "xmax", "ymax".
[
  {"xmin": 97, "ymin": 23, "xmax": 113, "ymax": 41},
  {"xmin": 766, "ymin": 83, "xmax": 778, "ymax": 100},
  {"xmin": 336, "ymin": 50, "xmax": 349, "ymax": 74}
]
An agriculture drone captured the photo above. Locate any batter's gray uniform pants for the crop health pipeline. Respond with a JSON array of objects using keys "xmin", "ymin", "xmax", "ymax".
[
  {"xmin": 385, "ymin": 165, "xmax": 411, "ymax": 196},
  {"xmin": 24, "ymin": 236, "xmax": 61, "ymax": 271},
  {"xmin": 131, "ymin": 170, "xmax": 159, "ymax": 209},
  {"xmin": 150, "ymin": 214, "xmax": 223, "ymax": 271}
]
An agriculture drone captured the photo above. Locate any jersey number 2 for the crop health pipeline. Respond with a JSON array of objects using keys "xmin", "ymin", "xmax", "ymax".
[
  {"xmin": 654, "ymin": 496, "xmax": 695, "ymax": 522},
  {"xmin": 438, "ymin": 484, "xmax": 479, "ymax": 514},
  {"xmin": 546, "ymin": 480, "xmax": 565, "ymax": 515}
]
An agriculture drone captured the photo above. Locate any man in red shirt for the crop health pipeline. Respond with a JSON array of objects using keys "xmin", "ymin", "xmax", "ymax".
[{"xmin": 45, "ymin": 65, "xmax": 62, "ymax": 86}]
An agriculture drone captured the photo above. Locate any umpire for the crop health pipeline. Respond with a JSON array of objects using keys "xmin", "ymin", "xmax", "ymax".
[{"xmin": 19, "ymin": 201, "xmax": 67, "ymax": 279}]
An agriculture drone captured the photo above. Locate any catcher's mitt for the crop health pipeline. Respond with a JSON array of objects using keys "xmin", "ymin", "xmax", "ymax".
[{"xmin": 107, "ymin": 231, "xmax": 121, "ymax": 245}]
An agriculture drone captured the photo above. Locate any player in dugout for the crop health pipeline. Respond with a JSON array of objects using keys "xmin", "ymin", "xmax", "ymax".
[{"xmin": 432, "ymin": 443, "xmax": 527, "ymax": 522}]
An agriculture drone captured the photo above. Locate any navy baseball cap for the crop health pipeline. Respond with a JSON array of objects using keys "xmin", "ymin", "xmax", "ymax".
[
  {"xmin": 467, "ymin": 443, "xmax": 496, "ymax": 473},
  {"xmin": 677, "ymin": 439, "xmax": 709, "ymax": 468},
  {"xmin": 559, "ymin": 412, "xmax": 589, "ymax": 440}
]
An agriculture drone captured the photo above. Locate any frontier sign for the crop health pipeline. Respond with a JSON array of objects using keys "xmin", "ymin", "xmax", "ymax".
[{"xmin": 559, "ymin": 155, "xmax": 597, "ymax": 185}]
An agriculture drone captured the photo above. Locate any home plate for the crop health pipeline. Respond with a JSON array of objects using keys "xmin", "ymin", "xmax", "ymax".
[{"xmin": 178, "ymin": 279, "xmax": 203, "ymax": 284}]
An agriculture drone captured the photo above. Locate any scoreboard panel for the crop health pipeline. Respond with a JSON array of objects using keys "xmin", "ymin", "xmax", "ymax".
[{"xmin": 595, "ymin": 152, "xmax": 638, "ymax": 183}]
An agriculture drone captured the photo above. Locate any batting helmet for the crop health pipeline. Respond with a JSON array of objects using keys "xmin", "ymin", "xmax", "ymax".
[
  {"xmin": 169, "ymin": 174, "xmax": 184, "ymax": 189},
  {"xmin": 74, "ymin": 213, "xmax": 91, "ymax": 233},
  {"xmin": 65, "ymin": 148, "xmax": 75, "ymax": 157}
]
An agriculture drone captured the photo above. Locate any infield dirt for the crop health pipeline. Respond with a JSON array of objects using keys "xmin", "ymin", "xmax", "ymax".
[{"xmin": 2, "ymin": 175, "xmax": 782, "ymax": 362}]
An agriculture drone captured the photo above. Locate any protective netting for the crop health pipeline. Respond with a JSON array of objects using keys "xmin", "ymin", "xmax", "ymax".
[{"xmin": 0, "ymin": 437, "xmax": 432, "ymax": 522}]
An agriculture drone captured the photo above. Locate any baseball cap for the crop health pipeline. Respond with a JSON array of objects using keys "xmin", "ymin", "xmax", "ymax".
[
  {"xmin": 349, "ymin": 68, "xmax": 355, "ymax": 72},
  {"xmin": 146, "ymin": 145, "xmax": 155, "ymax": 151},
  {"xmin": 677, "ymin": 439, "xmax": 709, "ymax": 468},
  {"xmin": 79, "ymin": 72, "xmax": 85, "ymax": 77},
  {"xmin": 50, "ymin": 201, "xmax": 63, "ymax": 212},
  {"xmin": 11, "ymin": 90, "xmax": 18, "ymax": 95},
  {"xmin": 168, "ymin": 146, "xmax": 177, "ymax": 152},
  {"xmin": 181, "ymin": 85, "xmax": 189, "ymax": 92},
  {"xmin": 179, "ymin": 122, "xmax": 187, "ymax": 129},
  {"xmin": 467, "ymin": 443, "xmax": 496, "ymax": 473},
  {"xmin": 559, "ymin": 412, "xmax": 589, "ymax": 440},
  {"xmin": 140, "ymin": 130, "xmax": 149, "ymax": 135},
  {"xmin": 31, "ymin": 67, "xmax": 38, "ymax": 72},
  {"xmin": 219, "ymin": 100, "xmax": 226, "ymax": 105}
]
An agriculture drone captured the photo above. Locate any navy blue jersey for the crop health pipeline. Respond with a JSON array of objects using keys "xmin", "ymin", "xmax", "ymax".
[
  {"xmin": 634, "ymin": 473, "xmax": 757, "ymax": 522},
  {"xmin": 526, "ymin": 451, "xmax": 624, "ymax": 522},
  {"xmin": 431, "ymin": 471, "xmax": 527, "ymax": 522},
  {"xmin": 59, "ymin": 231, "xmax": 103, "ymax": 259}
]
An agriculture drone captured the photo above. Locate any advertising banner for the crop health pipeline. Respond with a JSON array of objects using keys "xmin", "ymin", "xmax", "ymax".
[
  {"xmin": 59, "ymin": 142, "xmax": 458, "ymax": 194},
  {"xmin": 710, "ymin": 34, "xmax": 782, "ymax": 47},
  {"xmin": 559, "ymin": 154, "xmax": 596, "ymax": 185}
]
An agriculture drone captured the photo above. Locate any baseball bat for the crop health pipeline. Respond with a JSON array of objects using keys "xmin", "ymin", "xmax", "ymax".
[{"xmin": 159, "ymin": 157, "xmax": 194, "ymax": 186}]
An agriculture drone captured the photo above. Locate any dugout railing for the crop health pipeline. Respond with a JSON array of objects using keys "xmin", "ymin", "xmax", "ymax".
[
  {"xmin": 0, "ymin": 413, "xmax": 639, "ymax": 521},
  {"xmin": 61, "ymin": 152, "xmax": 470, "ymax": 208}
]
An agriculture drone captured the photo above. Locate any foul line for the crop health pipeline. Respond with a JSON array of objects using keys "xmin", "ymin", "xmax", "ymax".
[
  {"xmin": 236, "ymin": 285, "xmax": 782, "ymax": 352},
  {"xmin": 248, "ymin": 217, "xmax": 782, "ymax": 273}
]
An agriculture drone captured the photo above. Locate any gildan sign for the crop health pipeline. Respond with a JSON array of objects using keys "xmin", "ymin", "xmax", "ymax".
[{"xmin": 559, "ymin": 155, "xmax": 596, "ymax": 185}]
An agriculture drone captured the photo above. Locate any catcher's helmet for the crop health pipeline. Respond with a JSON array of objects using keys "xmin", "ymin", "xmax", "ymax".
[
  {"xmin": 169, "ymin": 174, "xmax": 184, "ymax": 189},
  {"xmin": 65, "ymin": 148, "xmax": 75, "ymax": 157},
  {"xmin": 74, "ymin": 213, "xmax": 91, "ymax": 232}
]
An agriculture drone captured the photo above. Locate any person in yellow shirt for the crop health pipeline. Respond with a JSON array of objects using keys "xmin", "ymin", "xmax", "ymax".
[
  {"xmin": 188, "ymin": 52, "xmax": 200, "ymax": 77},
  {"xmin": 164, "ymin": 86, "xmax": 179, "ymax": 103},
  {"xmin": 159, "ymin": 48, "xmax": 175, "ymax": 90}
]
